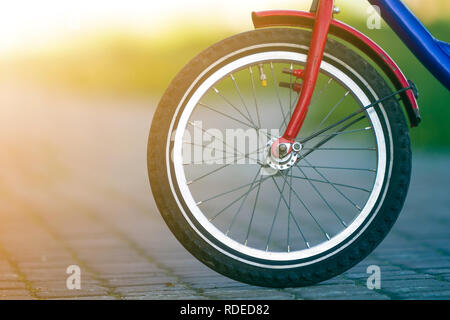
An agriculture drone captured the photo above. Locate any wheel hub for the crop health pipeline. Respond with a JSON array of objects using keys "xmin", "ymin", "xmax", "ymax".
[{"xmin": 264, "ymin": 138, "xmax": 302, "ymax": 171}]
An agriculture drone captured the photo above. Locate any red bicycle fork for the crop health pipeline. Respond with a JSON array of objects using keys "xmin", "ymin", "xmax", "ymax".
[{"xmin": 280, "ymin": 0, "xmax": 334, "ymax": 143}]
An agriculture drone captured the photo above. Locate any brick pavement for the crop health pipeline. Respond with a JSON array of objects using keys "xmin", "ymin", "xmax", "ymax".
[{"xmin": 0, "ymin": 83, "xmax": 448, "ymax": 299}]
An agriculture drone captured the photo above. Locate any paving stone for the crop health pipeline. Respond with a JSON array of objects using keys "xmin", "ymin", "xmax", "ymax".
[
  {"xmin": 0, "ymin": 281, "xmax": 26, "ymax": 289},
  {"xmin": 0, "ymin": 87, "xmax": 448, "ymax": 300},
  {"xmin": 34, "ymin": 283, "xmax": 111, "ymax": 299},
  {"xmin": 0, "ymin": 289, "xmax": 34, "ymax": 299},
  {"xmin": 49, "ymin": 295, "xmax": 118, "ymax": 300},
  {"xmin": 289, "ymin": 284, "xmax": 390, "ymax": 300}
]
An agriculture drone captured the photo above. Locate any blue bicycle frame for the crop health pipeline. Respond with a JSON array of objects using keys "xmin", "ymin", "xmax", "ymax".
[
  {"xmin": 252, "ymin": 0, "xmax": 448, "ymax": 127},
  {"xmin": 369, "ymin": 0, "xmax": 450, "ymax": 90}
]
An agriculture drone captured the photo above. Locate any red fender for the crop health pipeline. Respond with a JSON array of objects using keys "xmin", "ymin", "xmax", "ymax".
[{"xmin": 252, "ymin": 10, "xmax": 421, "ymax": 127}]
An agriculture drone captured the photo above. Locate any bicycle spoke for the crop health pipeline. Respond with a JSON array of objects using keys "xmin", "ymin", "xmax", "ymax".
[
  {"xmin": 289, "ymin": 63, "xmax": 293, "ymax": 116},
  {"xmin": 315, "ymin": 77, "xmax": 333, "ymax": 99},
  {"xmin": 297, "ymin": 164, "xmax": 376, "ymax": 172},
  {"xmin": 198, "ymin": 102, "xmax": 257, "ymax": 130},
  {"xmin": 226, "ymin": 168, "xmax": 262, "ymax": 235},
  {"xmin": 297, "ymin": 166, "xmax": 347, "ymax": 227},
  {"xmin": 186, "ymin": 143, "xmax": 264, "ymax": 185},
  {"xmin": 188, "ymin": 121, "xmax": 263, "ymax": 162},
  {"xmin": 302, "ymin": 147, "xmax": 376, "ymax": 151},
  {"xmin": 302, "ymin": 158, "xmax": 364, "ymax": 211},
  {"xmin": 182, "ymin": 141, "xmax": 260, "ymax": 164},
  {"xmin": 279, "ymin": 93, "xmax": 300, "ymax": 132},
  {"xmin": 312, "ymin": 90, "xmax": 350, "ymax": 134},
  {"xmin": 265, "ymin": 172, "xmax": 289, "ymax": 251},
  {"xmin": 279, "ymin": 77, "xmax": 332, "ymax": 132},
  {"xmin": 271, "ymin": 176, "xmax": 310, "ymax": 248},
  {"xmin": 298, "ymin": 115, "xmax": 366, "ymax": 160},
  {"xmin": 187, "ymin": 162, "xmax": 239, "ymax": 185},
  {"xmin": 230, "ymin": 73, "xmax": 255, "ymax": 127},
  {"xmin": 198, "ymin": 178, "xmax": 267, "ymax": 205},
  {"xmin": 198, "ymin": 102, "xmax": 271, "ymax": 141},
  {"xmin": 270, "ymin": 62, "xmax": 288, "ymax": 129},
  {"xmin": 210, "ymin": 170, "xmax": 269, "ymax": 222},
  {"xmin": 244, "ymin": 175, "xmax": 263, "ymax": 246},
  {"xmin": 249, "ymin": 66, "xmax": 262, "ymax": 128},
  {"xmin": 184, "ymin": 158, "xmax": 250, "ymax": 165},
  {"xmin": 299, "ymin": 87, "xmax": 407, "ymax": 144},
  {"xmin": 287, "ymin": 168, "xmax": 293, "ymax": 252},
  {"xmin": 212, "ymin": 86, "xmax": 256, "ymax": 127},
  {"xmin": 305, "ymin": 126, "xmax": 372, "ymax": 139},
  {"xmin": 289, "ymin": 173, "xmax": 371, "ymax": 193},
  {"xmin": 278, "ymin": 173, "xmax": 331, "ymax": 240}
]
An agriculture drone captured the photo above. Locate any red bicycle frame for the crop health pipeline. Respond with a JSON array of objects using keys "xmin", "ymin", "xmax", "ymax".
[
  {"xmin": 259, "ymin": 0, "xmax": 422, "ymax": 145},
  {"xmin": 282, "ymin": 0, "xmax": 334, "ymax": 142}
]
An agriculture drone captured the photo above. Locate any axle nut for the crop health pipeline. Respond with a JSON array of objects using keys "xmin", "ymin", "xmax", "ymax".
[{"xmin": 292, "ymin": 142, "xmax": 302, "ymax": 152}]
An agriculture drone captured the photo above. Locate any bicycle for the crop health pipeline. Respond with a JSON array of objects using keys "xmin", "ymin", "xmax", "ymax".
[{"xmin": 147, "ymin": 0, "xmax": 450, "ymax": 287}]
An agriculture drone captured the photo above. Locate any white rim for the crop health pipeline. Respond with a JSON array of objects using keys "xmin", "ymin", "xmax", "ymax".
[{"xmin": 167, "ymin": 46, "xmax": 391, "ymax": 267}]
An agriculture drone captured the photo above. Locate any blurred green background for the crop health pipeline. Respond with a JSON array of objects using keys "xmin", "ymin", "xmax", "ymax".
[{"xmin": 1, "ymin": 0, "xmax": 449, "ymax": 150}]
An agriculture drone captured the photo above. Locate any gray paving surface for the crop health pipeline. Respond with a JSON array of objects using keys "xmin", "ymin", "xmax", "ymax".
[{"xmin": 0, "ymin": 82, "xmax": 449, "ymax": 299}]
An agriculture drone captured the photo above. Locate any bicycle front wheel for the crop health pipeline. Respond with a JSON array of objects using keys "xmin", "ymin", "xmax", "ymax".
[{"xmin": 148, "ymin": 28, "xmax": 411, "ymax": 287}]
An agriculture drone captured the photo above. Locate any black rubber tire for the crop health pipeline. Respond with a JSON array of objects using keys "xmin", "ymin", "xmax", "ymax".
[{"xmin": 147, "ymin": 28, "xmax": 411, "ymax": 288}]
